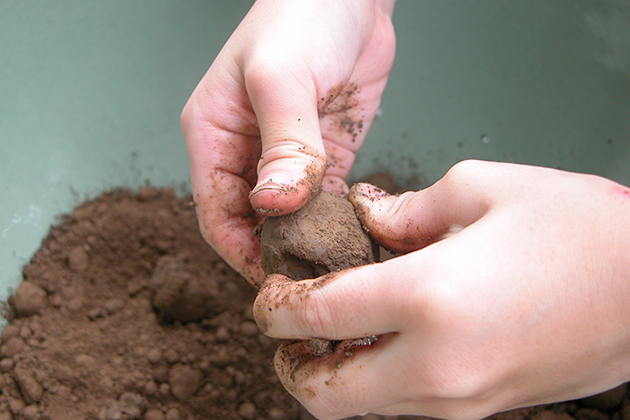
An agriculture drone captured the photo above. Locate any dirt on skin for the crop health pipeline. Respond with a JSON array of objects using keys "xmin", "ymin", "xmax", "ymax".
[{"xmin": 1, "ymin": 187, "xmax": 629, "ymax": 420}]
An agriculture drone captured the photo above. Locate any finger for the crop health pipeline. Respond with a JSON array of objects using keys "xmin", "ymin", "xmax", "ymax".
[
  {"xmin": 275, "ymin": 333, "xmax": 498, "ymax": 420},
  {"xmin": 253, "ymin": 258, "xmax": 419, "ymax": 340},
  {"xmin": 182, "ymin": 109, "xmax": 265, "ymax": 285},
  {"xmin": 322, "ymin": 175, "xmax": 350, "ymax": 196},
  {"xmin": 348, "ymin": 161, "xmax": 496, "ymax": 253},
  {"xmin": 320, "ymin": 139, "xmax": 355, "ymax": 196},
  {"xmin": 192, "ymin": 169, "xmax": 265, "ymax": 286},
  {"xmin": 244, "ymin": 57, "xmax": 328, "ymax": 215},
  {"xmin": 182, "ymin": 65, "xmax": 267, "ymax": 285},
  {"xmin": 273, "ymin": 332, "xmax": 407, "ymax": 420}
]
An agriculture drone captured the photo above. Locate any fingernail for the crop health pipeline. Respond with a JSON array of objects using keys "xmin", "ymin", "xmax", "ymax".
[
  {"xmin": 350, "ymin": 183, "xmax": 390, "ymax": 199},
  {"xmin": 250, "ymin": 175, "xmax": 295, "ymax": 197},
  {"xmin": 250, "ymin": 180, "xmax": 283, "ymax": 197}
]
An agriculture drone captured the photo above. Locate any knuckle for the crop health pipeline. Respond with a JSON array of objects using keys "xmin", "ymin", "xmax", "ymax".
[
  {"xmin": 384, "ymin": 191, "xmax": 416, "ymax": 221},
  {"xmin": 442, "ymin": 159, "xmax": 483, "ymax": 184},
  {"xmin": 441, "ymin": 159, "xmax": 502, "ymax": 190},
  {"xmin": 243, "ymin": 51, "xmax": 294, "ymax": 88}
]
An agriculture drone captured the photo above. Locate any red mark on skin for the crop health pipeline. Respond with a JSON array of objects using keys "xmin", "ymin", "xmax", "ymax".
[{"xmin": 610, "ymin": 186, "xmax": 630, "ymax": 199}]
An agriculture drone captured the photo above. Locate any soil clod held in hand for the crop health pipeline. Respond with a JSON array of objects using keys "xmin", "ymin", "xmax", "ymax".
[{"xmin": 258, "ymin": 191, "xmax": 378, "ymax": 281}]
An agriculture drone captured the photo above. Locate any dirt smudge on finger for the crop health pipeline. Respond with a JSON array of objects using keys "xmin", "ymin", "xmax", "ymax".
[
  {"xmin": 297, "ymin": 149, "xmax": 326, "ymax": 204},
  {"xmin": 253, "ymin": 274, "xmax": 295, "ymax": 333},
  {"xmin": 273, "ymin": 336, "xmax": 380, "ymax": 402},
  {"xmin": 318, "ymin": 82, "xmax": 364, "ymax": 143}
]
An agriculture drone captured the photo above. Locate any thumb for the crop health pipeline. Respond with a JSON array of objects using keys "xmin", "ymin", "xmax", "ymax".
[
  {"xmin": 348, "ymin": 176, "xmax": 490, "ymax": 254},
  {"xmin": 244, "ymin": 61, "xmax": 327, "ymax": 216}
]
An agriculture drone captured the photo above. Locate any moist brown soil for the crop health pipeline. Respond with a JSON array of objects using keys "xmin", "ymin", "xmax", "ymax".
[
  {"xmin": 1, "ymin": 187, "xmax": 628, "ymax": 420},
  {"xmin": 258, "ymin": 191, "xmax": 377, "ymax": 281}
]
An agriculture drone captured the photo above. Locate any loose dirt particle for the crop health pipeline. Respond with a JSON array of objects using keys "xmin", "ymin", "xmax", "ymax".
[
  {"xmin": 145, "ymin": 408, "xmax": 165, "ymax": 420},
  {"xmin": 67, "ymin": 245, "xmax": 90, "ymax": 273},
  {"xmin": 14, "ymin": 366, "xmax": 43, "ymax": 403},
  {"xmin": 169, "ymin": 364, "xmax": 202, "ymax": 401}
]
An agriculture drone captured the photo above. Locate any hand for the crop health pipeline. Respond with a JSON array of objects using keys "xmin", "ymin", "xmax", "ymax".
[
  {"xmin": 253, "ymin": 160, "xmax": 630, "ymax": 420},
  {"xmin": 181, "ymin": 0, "xmax": 396, "ymax": 285}
]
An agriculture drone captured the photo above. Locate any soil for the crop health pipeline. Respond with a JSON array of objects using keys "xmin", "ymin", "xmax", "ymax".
[
  {"xmin": 1, "ymin": 187, "xmax": 629, "ymax": 420},
  {"xmin": 258, "ymin": 191, "xmax": 377, "ymax": 281}
]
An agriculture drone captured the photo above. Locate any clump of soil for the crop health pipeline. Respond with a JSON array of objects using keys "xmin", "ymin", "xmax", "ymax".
[
  {"xmin": 257, "ymin": 190, "xmax": 380, "ymax": 360},
  {"xmin": 1, "ymin": 187, "xmax": 629, "ymax": 420},
  {"xmin": 258, "ymin": 191, "xmax": 377, "ymax": 281}
]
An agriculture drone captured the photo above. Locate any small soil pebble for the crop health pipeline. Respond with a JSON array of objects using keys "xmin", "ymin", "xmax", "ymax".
[
  {"xmin": 258, "ymin": 191, "xmax": 378, "ymax": 280},
  {"xmin": 10, "ymin": 280, "xmax": 48, "ymax": 317},
  {"xmin": 168, "ymin": 364, "xmax": 202, "ymax": 400},
  {"xmin": 145, "ymin": 409, "xmax": 165, "ymax": 420},
  {"xmin": 67, "ymin": 245, "xmax": 90, "ymax": 272},
  {"xmin": 14, "ymin": 366, "xmax": 44, "ymax": 403},
  {"xmin": 150, "ymin": 254, "xmax": 220, "ymax": 322}
]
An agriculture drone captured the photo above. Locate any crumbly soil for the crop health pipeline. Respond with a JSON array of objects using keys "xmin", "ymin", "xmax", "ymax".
[{"xmin": 1, "ymin": 187, "xmax": 628, "ymax": 420}]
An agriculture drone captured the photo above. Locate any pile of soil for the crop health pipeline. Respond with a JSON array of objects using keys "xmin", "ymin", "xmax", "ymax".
[
  {"xmin": 0, "ymin": 189, "xmax": 298, "ymax": 420},
  {"xmin": 1, "ymin": 187, "xmax": 628, "ymax": 420}
]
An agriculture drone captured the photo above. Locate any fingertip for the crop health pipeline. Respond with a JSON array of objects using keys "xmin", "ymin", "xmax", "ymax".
[
  {"xmin": 350, "ymin": 182, "xmax": 391, "ymax": 199},
  {"xmin": 348, "ymin": 182, "xmax": 389, "ymax": 218},
  {"xmin": 349, "ymin": 184, "xmax": 430, "ymax": 253},
  {"xmin": 249, "ymin": 180, "xmax": 311, "ymax": 216},
  {"xmin": 253, "ymin": 273, "xmax": 294, "ymax": 333},
  {"xmin": 240, "ymin": 254, "xmax": 266, "ymax": 288},
  {"xmin": 322, "ymin": 176, "xmax": 349, "ymax": 196},
  {"xmin": 249, "ymin": 144, "xmax": 326, "ymax": 215}
]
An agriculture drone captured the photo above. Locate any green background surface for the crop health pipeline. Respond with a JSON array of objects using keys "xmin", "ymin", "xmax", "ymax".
[{"xmin": 2, "ymin": 1, "xmax": 629, "ymax": 303}]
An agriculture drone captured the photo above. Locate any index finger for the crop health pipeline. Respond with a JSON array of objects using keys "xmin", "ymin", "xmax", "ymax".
[
  {"xmin": 182, "ymin": 85, "xmax": 266, "ymax": 285},
  {"xmin": 253, "ymin": 258, "xmax": 418, "ymax": 340},
  {"xmin": 273, "ymin": 332, "xmax": 405, "ymax": 420},
  {"xmin": 192, "ymin": 167, "xmax": 265, "ymax": 286}
]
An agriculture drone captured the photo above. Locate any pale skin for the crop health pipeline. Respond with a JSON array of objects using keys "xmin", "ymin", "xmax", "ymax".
[{"xmin": 182, "ymin": 1, "xmax": 630, "ymax": 419}]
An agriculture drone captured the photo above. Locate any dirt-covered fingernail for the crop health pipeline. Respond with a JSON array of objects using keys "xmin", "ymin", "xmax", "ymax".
[
  {"xmin": 251, "ymin": 172, "xmax": 295, "ymax": 194},
  {"xmin": 348, "ymin": 183, "xmax": 390, "ymax": 226},
  {"xmin": 350, "ymin": 182, "xmax": 390, "ymax": 199},
  {"xmin": 249, "ymin": 147, "xmax": 327, "ymax": 216}
]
